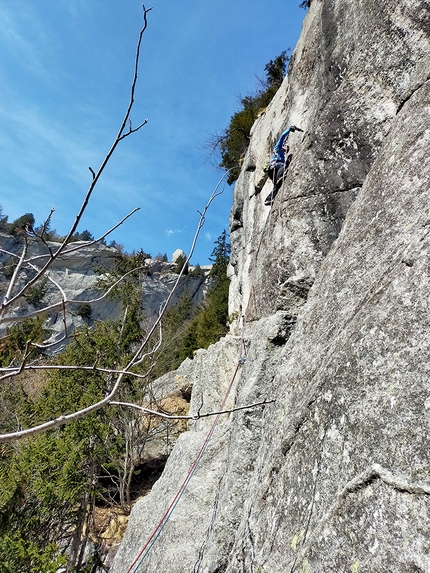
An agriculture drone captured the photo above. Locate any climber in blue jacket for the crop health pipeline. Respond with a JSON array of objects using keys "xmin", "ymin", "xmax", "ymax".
[{"xmin": 264, "ymin": 125, "xmax": 302, "ymax": 205}]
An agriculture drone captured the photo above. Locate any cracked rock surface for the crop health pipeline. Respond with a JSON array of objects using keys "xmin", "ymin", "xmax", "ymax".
[{"xmin": 112, "ymin": 1, "xmax": 430, "ymax": 572}]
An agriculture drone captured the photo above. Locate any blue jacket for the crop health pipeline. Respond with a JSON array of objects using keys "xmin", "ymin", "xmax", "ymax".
[{"xmin": 270, "ymin": 128, "xmax": 291, "ymax": 164}]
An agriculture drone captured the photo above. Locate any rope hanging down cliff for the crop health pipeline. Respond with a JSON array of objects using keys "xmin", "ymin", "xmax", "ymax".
[
  {"xmin": 125, "ymin": 251, "xmax": 262, "ymax": 573},
  {"xmin": 124, "ymin": 128, "xmax": 302, "ymax": 571}
]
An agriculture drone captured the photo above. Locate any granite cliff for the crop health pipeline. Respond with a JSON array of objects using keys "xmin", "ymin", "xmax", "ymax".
[
  {"xmin": 112, "ymin": 1, "xmax": 430, "ymax": 571},
  {"xmin": 0, "ymin": 235, "xmax": 209, "ymax": 350}
]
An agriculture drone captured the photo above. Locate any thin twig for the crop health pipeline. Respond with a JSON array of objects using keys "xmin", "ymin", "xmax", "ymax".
[
  {"xmin": 110, "ymin": 399, "xmax": 275, "ymax": 420},
  {"xmin": 1, "ymin": 239, "xmax": 28, "ymax": 313},
  {"xmin": 0, "ymin": 5, "xmax": 231, "ymax": 443},
  {"xmin": 0, "ymin": 169, "xmax": 229, "ymax": 442},
  {"xmin": 0, "ymin": 5, "xmax": 150, "ymax": 316},
  {"xmin": 0, "ymin": 364, "xmax": 149, "ymax": 380}
]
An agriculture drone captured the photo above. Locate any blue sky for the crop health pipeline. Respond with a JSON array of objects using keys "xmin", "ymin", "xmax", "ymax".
[{"xmin": 0, "ymin": 1, "xmax": 305, "ymax": 264}]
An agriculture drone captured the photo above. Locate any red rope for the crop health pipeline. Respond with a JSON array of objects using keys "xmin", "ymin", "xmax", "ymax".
[
  {"xmin": 126, "ymin": 206, "xmax": 274, "ymax": 572},
  {"xmin": 126, "ymin": 362, "xmax": 241, "ymax": 573}
]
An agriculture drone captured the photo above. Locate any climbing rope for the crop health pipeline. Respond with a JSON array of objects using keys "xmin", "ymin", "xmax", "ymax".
[
  {"xmin": 125, "ymin": 178, "xmax": 276, "ymax": 573},
  {"xmin": 126, "ymin": 363, "xmax": 241, "ymax": 573}
]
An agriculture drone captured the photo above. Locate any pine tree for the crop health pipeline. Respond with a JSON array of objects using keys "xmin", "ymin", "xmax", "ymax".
[{"xmin": 179, "ymin": 231, "xmax": 231, "ymax": 354}]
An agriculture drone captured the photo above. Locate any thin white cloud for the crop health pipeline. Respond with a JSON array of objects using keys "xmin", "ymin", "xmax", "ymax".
[{"xmin": 166, "ymin": 229, "xmax": 182, "ymax": 237}]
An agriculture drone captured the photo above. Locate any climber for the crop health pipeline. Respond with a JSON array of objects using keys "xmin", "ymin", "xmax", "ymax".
[{"xmin": 264, "ymin": 125, "xmax": 303, "ymax": 206}]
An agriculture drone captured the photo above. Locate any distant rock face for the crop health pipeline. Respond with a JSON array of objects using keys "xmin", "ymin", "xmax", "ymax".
[
  {"xmin": 0, "ymin": 237, "xmax": 121, "ymax": 347},
  {"xmin": 0, "ymin": 236, "xmax": 210, "ymax": 349},
  {"xmin": 171, "ymin": 248, "xmax": 186, "ymax": 263},
  {"xmin": 140, "ymin": 268, "xmax": 208, "ymax": 325},
  {"xmin": 112, "ymin": 1, "xmax": 430, "ymax": 572}
]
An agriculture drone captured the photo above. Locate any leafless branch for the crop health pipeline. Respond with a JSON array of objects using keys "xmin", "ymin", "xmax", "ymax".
[
  {"xmin": 0, "ymin": 4, "xmax": 230, "ymax": 445},
  {"xmin": 0, "ymin": 5, "xmax": 151, "ymax": 318},
  {"xmin": 1, "ymin": 238, "xmax": 28, "ymax": 310},
  {"xmin": 0, "ymin": 264, "xmax": 147, "ymax": 326},
  {"xmin": 109, "ymin": 399, "xmax": 275, "ymax": 420},
  {"xmin": 0, "ymin": 364, "xmax": 148, "ymax": 383},
  {"xmin": 0, "ymin": 168, "xmax": 229, "ymax": 443},
  {"xmin": 115, "ymin": 170, "xmax": 229, "ymax": 376}
]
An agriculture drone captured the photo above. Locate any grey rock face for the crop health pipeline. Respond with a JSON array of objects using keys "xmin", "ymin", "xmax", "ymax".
[
  {"xmin": 215, "ymin": 79, "xmax": 430, "ymax": 573},
  {"xmin": 0, "ymin": 236, "xmax": 121, "ymax": 346},
  {"xmin": 171, "ymin": 249, "xmax": 187, "ymax": 263},
  {"xmin": 112, "ymin": 1, "xmax": 430, "ymax": 572},
  {"xmin": 228, "ymin": 0, "xmax": 429, "ymax": 326},
  {"xmin": 111, "ymin": 334, "xmax": 241, "ymax": 572},
  {"xmin": 0, "ymin": 237, "xmax": 209, "ymax": 347},
  {"xmin": 141, "ymin": 272, "xmax": 208, "ymax": 324}
]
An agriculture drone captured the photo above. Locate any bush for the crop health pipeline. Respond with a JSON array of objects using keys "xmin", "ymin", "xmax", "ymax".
[
  {"xmin": 189, "ymin": 264, "xmax": 205, "ymax": 277},
  {"xmin": 0, "ymin": 316, "xmax": 47, "ymax": 368},
  {"xmin": 0, "ymin": 205, "xmax": 8, "ymax": 232},
  {"xmin": 0, "ymin": 535, "xmax": 65, "ymax": 573},
  {"xmin": 24, "ymin": 278, "xmax": 48, "ymax": 306},
  {"xmin": 10, "ymin": 213, "xmax": 35, "ymax": 235},
  {"xmin": 75, "ymin": 303, "xmax": 92, "ymax": 319},
  {"xmin": 174, "ymin": 254, "xmax": 189, "ymax": 275},
  {"xmin": 178, "ymin": 231, "xmax": 231, "ymax": 357},
  {"xmin": 154, "ymin": 252, "xmax": 168, "ymax": 262},
  {"xmin": 70, "ymin": 229, "xmax": 94, "ymax": 242}
]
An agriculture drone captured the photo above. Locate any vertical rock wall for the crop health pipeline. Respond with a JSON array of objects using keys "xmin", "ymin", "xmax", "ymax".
[
  {"xmin": 229, "ymin": 0, "xmax": 429, "ymax": 326},
  {"xmin": 112, "ymin": 1, "xmax": 430, "ymax": 571}
]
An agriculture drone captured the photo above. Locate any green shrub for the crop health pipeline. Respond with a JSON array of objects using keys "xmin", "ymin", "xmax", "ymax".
[
  {"xmin": 75, "ymin": 303, "xmax": 92, "ymax": 319},
  {"xmin": 0, "ymin": 535, "xmax": 65, "ymax": 573},
  {"xmin": 9, "ymin": 213, "xmax": 35, "ymax": 235},
  {"xmin": 0, "ymin": 316, "xmax": 47, "ymax": 368},
  {"xmin": 0, "ymin": 318, "xmax": 143, "ymax": 567},
  {"xmin": 189, "ymin": 264, "xmax": 205, "ymax": 277},
  {"xmin": 174, "ymin": 254, "xmax": 189, "ymax": 275},
  {"xmin": 24, "ymin": 278, "xmax": 48, "ymax": 306},
  {"xmin": 178, "ymin": 231, "xmax": 230, "ymax": 356},
  {"xmin": 96, "ymin": 249, "xmax": 148, "ymax": 352},
  {"xmin": 148, "ymin": 289, "xmax": 197, "ymax": 379}
]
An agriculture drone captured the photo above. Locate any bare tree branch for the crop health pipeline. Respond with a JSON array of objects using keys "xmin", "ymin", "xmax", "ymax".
[
  {"xmin": 0, "ymin": 4, "xmax": 231, "ymax": 447},
  {"xmin": 0, "ymin": 364, "xmax": 148, "ymax": 383},
  {"xmin": 0, "ymin": 264, "xmax": 146, "ymax": 326},
  {"xmin": 0, "ymin": 170, "xmax": 229, "ymax": 443},
  {"xmin": 117, "ymin": 170, "xmax": 229, "ymax": 374},
  {"xmin": 9, "ymin": 206, "xmax": 138, "ymax": 262},
  {"xmin": 2, "ymin": 238, "xmax": 28, "ymax": 309},
  {"xmin": 0, "ymin": 7, "xmax": 151, "ymax": 318},
  {"xmin": 109, "ymin": 399, "xmax": 275, "ymax": 420}
]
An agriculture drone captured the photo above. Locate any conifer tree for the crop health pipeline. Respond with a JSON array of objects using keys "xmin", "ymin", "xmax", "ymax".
[{"xmin": 179, "ymin": 231, "xmax": 231, "ymax": 355}]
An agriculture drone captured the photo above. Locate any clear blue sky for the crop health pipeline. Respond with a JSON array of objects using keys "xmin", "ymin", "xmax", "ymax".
[{"xmin": 0, "ymin": 1, "xmax": 305, "ymax": 264}]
